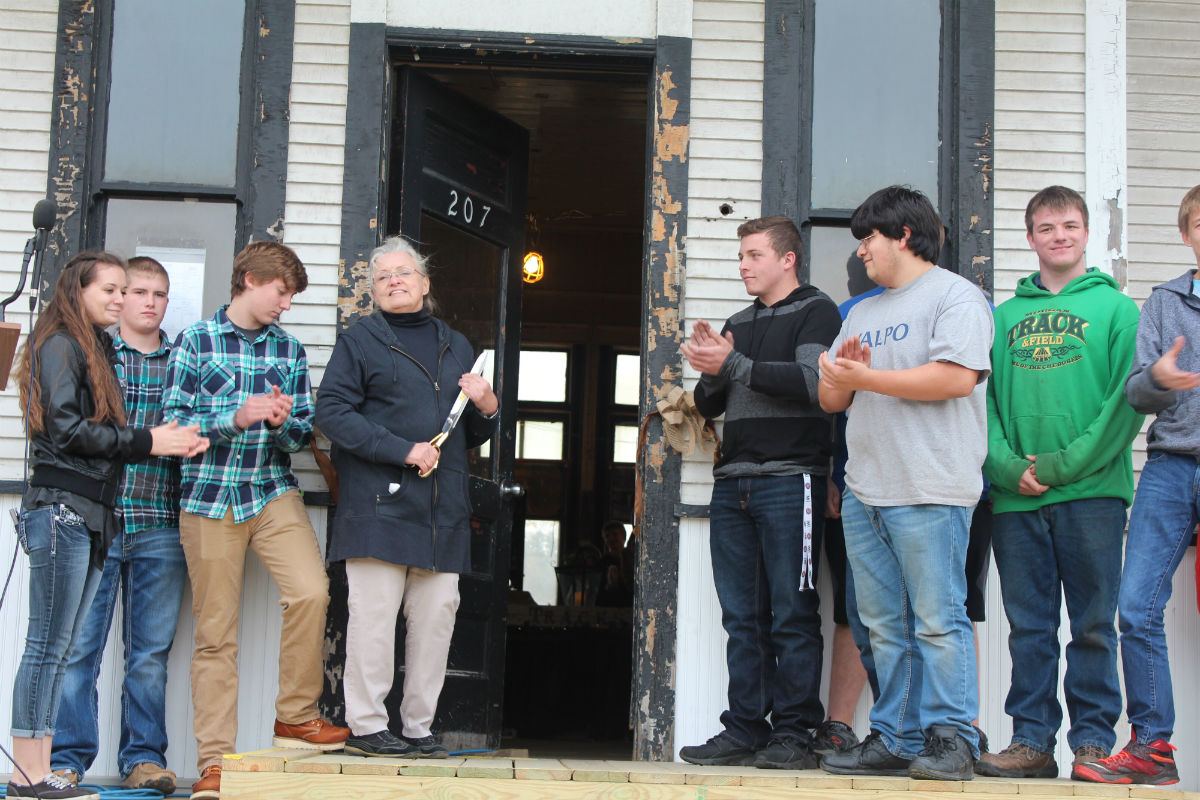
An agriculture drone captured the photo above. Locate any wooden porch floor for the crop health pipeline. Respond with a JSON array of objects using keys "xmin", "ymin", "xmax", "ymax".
[{"xmin": 221, "ymin": 748, "xmax": 1198, "ymax": 800}]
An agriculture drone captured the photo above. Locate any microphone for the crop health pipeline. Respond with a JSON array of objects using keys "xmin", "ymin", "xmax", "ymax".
[
  {"xmin": 29, "ymin": 199, "xmax": 56, "ymax": 312},
  {"xmin": 32, "ymin": 199, "xmax": 56, "ymax": 232}
]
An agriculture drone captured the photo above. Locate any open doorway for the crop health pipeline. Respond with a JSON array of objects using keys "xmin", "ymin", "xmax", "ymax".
[{"xmin": 407, "ymin": 60, "xmax": 650, "ymax": 758}]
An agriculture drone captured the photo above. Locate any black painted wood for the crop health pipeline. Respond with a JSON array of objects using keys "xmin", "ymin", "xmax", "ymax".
[
  {"xmin": 335, "ymin": 22, "xmax": 390, "ymax": 328},
  {"xmin": 632, "ymin": 34, "xmax": 690, "ymax": 763},
  {"xmin": 239, "ymin": 0, "xmax": 296, "ymax": 245},
  {"xmin": 43, "ymin": 0, "xmax": 294, "ymax": 297},
  {"xmin": 941, "ymin": 0, "xmax": 995, "ymax": 292}
]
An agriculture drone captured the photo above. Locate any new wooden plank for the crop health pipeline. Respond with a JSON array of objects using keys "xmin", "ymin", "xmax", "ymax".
[
  {"xmin": 1016, "ymin": 778, "xmax": 1076, "ymax": 796},
  {"xmin": 283, "ymin": 753, "xmax": 346, "ymax": 774},
  {"xmin": 398, "ymin": 757, "xmax": 466, "ymax": 778},
  {"xmin": 1129, "ymin": 790, "xmax": 1188, "ymax": 800},
  {"xmin": 616, "ymin": 760, "xmax": 687, "ymax": 785},
  {"xmin": 1072, "ymin": 785, "xmax": 1132, "ymax": 799},
  {"xmin": 455, "ymin": 756, "xmax": 515, "ymax": 779},
  {"xmin": 853, "ymin": 775, "xmax": 913, "ymax": 791},
  {"xmin": 911, "ymin": 777, "xmax": 968, "ymax": 792},
  {"xmin": 560, "ymin": 759, "xmax": 630, "ymax": 782},
  {"xmin": 964, "ymin": 777, "xmax": 1022, "ymax": 794},
  {"xmin": 513, "ymin": 758, "xmax": 573, "ymax": 781},
  {"xmin": 223, "ymin": 747, "xmax": 324, "ymax": 772}
]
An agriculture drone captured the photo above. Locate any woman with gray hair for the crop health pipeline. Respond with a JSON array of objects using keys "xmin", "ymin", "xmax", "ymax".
[{"xmin": 316, "ymin": 236, "xmax": 498, "ymax": 757}]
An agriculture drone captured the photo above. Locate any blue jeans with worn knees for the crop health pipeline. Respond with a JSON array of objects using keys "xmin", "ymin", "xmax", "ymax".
[
  {"xmin": 10, "ymin": 505, "xmax": 103, "ymax": 738},
  {"xmin": 991, "ymin": 498, "xmax": 1125, "ymax": 754},
  {"xmin": 52, "ymin": 526, "xmax": 188, "ymax": 777},
  {"xmin": 708, "ymin": 474, "xmax": 826, "ymax": 748},
  {"xmin": 840, "ymin": 491, "xmax": 978, "ymax": 759},
  {"xmin": 1118, "ymin": 453, "xmax": 1200, "ymax": 744}
]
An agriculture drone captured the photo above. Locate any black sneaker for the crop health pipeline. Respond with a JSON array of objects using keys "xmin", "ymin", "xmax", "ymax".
[
  {"xmin": 908, "ymin": 725, "xmax": 974, "ymax": 781},
  {"xmin": 753, "ymin": 733, "xmax": 818, "ymax": 769},
  {"xmin": 6, "ymin": 774, "xmax": 100, "ymax": 800},
  {"xmin": 401, "ymin": 734, "xmax": 449, "ymax": 758},
  {"xmin": 345, "ymin": 729, "xmax": 418, "ymax": 757},
  {"xmin": 679, "ymin": 732, "xmax": 757, "ymax": 766},
  {"xmin": 820, "ymin": 730, "xmax": 912, "ymax": 776},
  {"xmin": 812, "ymin": 720, "xmax": 860, "ymax": 757}
]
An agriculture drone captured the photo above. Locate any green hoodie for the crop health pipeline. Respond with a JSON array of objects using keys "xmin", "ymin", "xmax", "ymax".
[{"xmin": 984, "ymin": 268, "xmax": 1144, "ymax": 513}]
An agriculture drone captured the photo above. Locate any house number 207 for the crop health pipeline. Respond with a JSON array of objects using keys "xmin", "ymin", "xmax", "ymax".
[{"xmin": 447, "ymin": 190, "xmax": 491, "ymax": 227}]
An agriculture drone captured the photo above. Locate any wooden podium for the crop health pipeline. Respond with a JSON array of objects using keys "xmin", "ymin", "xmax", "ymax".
[{"xmin": 0, "ymin": 321, "xmax": 21, "ymax": 390}]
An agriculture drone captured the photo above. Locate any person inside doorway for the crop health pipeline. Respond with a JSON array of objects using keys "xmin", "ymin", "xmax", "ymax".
[{"xmin": 317, "ymin": 236, "xmax": 498, "ymax": 759}]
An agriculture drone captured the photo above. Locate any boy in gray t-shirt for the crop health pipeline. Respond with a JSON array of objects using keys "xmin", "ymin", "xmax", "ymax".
[{"xmin": 817, "ymin": 186, "xmax": 992, "ymax": 782}]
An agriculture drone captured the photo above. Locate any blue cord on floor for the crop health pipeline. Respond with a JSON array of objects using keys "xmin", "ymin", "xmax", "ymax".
[
  {"xmin": 0, "ymin": 786, "xmax": 185, "ymax": 799},
  {"xmin": 447, "ymin": 749, "xmax": 493, "ymax": 756}
]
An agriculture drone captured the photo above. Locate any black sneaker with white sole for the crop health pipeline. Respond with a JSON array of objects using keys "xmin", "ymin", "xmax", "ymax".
[
  {"xmin": 5, "ymin": 774, "xmax": 100, "ymax": 800},
  {"xmin": 346, "ymin": 729, "xmax": 418, "ymax": 757},
  {"xmin": 401, "ymin": 734, "xmax": 449, "ymax": 758}
]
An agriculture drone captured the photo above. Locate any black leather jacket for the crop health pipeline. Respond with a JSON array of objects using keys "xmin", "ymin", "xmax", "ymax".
[{"xmin": 26, "ymin": 329, "xmax": 152, "ymax": 505}]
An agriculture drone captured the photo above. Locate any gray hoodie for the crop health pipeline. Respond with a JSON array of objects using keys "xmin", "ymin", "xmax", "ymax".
[{"xmin": 1124, "ymin": 268, "xmax": 1200, "ymax": 454}]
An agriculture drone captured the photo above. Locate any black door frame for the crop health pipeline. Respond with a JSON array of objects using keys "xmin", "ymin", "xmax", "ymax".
[{"xmin": 334, "ymin": 26, "xmax": 690, "ymax": 761}]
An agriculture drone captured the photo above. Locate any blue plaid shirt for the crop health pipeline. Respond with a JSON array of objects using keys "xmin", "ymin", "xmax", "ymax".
[
  {"xmin": 113, "ymin": 330, "xmax": 181, "ymax": 533},
  {"xmin": 163, "ymin": 306, "xmax": 314, "ymax": 522}
]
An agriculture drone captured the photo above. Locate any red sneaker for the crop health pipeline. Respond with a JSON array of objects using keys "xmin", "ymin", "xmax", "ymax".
[{"xmin": 1073, "ymin": 739, "xmax": 1178, "ymax": 785}]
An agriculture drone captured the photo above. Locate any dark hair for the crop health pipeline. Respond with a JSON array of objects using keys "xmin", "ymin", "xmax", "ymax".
[
  {"xmin": 850, "ymin": 186, "xmax": 943, "ymax": 263},
  {"xmin": 1025, "ymin": 186, "xmax": 1088, "ymax": 234},
  {"xmin": 230, "ymin": 240, "xmax": 307, "ymax": 297},
  {"xmin": 127, "ymin": 255, "xmax": 169, "ymax": 287},
  {"xmin": 736, "ymin": 216, "xmax": 804, "ymax": 263},
  {"xmin": 15, "ymin": 251, "xmax": 129, "ymax": 434}
]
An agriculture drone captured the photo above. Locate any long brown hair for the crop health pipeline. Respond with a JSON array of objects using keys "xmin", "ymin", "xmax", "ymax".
[{"xmin": 14, "ymin": 251, "xmax": 128, "ymax": 435}]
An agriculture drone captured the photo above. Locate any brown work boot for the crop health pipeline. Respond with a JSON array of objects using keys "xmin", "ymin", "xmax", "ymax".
[
  {"xmin": 1071, "ymin": 745, "xmax": 1109, "ymax": 777},
  {"xmin": 190, "ymin": 765, "xmax": 220, "ymax": 800},
  {"xmin": 273, "ymin": 717, "xmax": 350, "ymax": 750},
  {"xmin": 122, "ymin": 762, "xmax": 177, "ymax": 794},
  {"xmin": 974, "ymin": 742, "xmax": 1058, "ymax": 778}
]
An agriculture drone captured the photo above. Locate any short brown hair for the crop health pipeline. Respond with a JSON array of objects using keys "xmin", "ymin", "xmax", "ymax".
[
  {"xmin": 736, "ymin": 216, "xmax": 804, "ymax": 263},
  {"xmin": 230, "ymin": 240, "xmax": 307, "ymax": 297},
  {"xmin": 127, "ymin": 255, "xmax": 169, "ymax": 288},
  {"xmin": 1025, "ymin": 186, "xmax": 1088, "ymax": 234},
  {"xmin": 1178, "ymin": 185, "xmax": 1200, "ymax": 234}
]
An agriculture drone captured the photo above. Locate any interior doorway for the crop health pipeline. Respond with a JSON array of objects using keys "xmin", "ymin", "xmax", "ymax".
[{"xmin": 406, "ymin": 59, "xmax": 651, "ymax": 758}]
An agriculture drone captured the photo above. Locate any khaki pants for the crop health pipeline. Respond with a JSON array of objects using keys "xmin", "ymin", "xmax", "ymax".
[
  {"xmin": 344, "ymin": 558, "xmax": 459, "ymax": 738},
  {"xmin": 179, "ymin": 490, "xmax": 330, "ymax": 770}
]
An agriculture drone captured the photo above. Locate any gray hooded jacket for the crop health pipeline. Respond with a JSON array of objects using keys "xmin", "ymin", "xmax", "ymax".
[{"xmin": 1124, "ymin": 269, "xmax": 1200, "ymax": 455}]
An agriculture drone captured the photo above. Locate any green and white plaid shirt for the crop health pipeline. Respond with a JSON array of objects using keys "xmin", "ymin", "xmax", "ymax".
[
  {"xmin": 113, "ymin": 330, "xmax": 181, "ymax": 534},
  {"xmin": 163, "ymin": 307, "xmax": 313, "ymax": 522}
]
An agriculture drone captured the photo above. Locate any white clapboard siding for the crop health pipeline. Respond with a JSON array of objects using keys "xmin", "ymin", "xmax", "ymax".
[
  {"xmin": 0, "ymin": 495, "xmax": 332, "ymax": 783},
  {"xmin": 1122, "ymin": 3, "xmax": 1200, "ymax": 789},
  {"xmin": 680, "ymin": 0, "xmax": 764, "ymax": 505},
  {"xmin": 0, "ymin": 1, "xmax": 56, "ymax": 481},
  {"xmin": 283, "ymin": 0, "xmax": 351, "ymax": 493},
  {"xmin": 993, "ymin": 1, "xmax": 1086, "ymax": 301}
]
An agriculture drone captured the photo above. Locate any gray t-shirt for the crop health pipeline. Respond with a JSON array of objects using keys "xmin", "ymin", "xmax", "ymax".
[{"xmin": 828, "ymin": 266, "xmax": 993, "ymax": 507}]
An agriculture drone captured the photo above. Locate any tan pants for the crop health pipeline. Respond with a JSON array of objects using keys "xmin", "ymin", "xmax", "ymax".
[
  {"xmin": 179, "ymin": 490, "xmax": 330, "ymax": 771},
  {"xmin": 344, "ymin": 558, "xmax": 460, "ymax": 738}
]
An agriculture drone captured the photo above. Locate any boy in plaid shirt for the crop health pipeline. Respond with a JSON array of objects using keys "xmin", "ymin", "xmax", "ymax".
[
  {"xmin": 163, "ymin": 241, "xmax": 347, "ymax": 800},
  {"xmin": 51, "ymin": 257, "xmax": 187, "ymax": 794}
]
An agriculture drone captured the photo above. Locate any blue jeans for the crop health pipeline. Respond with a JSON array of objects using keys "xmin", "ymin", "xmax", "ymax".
[
  {"xmin": 51, "ymin": 526, "xmax": 188, "ymax": 777},
  {"xmin": 840, "ymin": 491, "xmax": 978, "ymax": 758},
  {"xmin": 1118, "ymin": 453, "xmax": 1199, "ymax": 744},
  {"xmin": 10, "ymin": 505, "xmax": 102, "ymax": 738},
  {"xmin": 991, "ymin": 498, "xmax": 1125, "ymax": 753},
  {"xmin": 708, "ymin": 474, "xmax": 826, "ymax": 748}
]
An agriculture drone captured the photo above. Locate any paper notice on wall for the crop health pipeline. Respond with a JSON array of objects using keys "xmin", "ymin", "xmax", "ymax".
[{"xmin": 134, "ymin": 245, "xmax": 205, "ymax": 341}]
